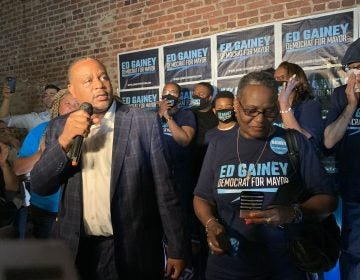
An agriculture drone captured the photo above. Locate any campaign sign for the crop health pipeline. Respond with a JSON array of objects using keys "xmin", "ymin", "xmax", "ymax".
[
  {"xmin": 120, "ymin": 88, "xmax": 159, "ymax": 111},
  {"xmin": 119, "ymin": 49, "xmax": 159, "ymax": 89},
  {"xmin": 282, "ymin": 12, "xmax": 353, "ymax": 67},
  {"xmin": 217, "ymin": 26, "xmax": 274, "ymax": 77},
  {"xmin": 164, "ymin": 39, "xmax": 211, "ymax": 83}
]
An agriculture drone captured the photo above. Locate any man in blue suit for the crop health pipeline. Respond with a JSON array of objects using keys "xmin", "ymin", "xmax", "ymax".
[{"xmin": 30, "ymin": 58, "xmax": 186, "ymax": 280}]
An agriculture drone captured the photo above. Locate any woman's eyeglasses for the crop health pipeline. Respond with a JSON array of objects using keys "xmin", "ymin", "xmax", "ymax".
[{"xmin": 238, "ymin": 102, "xmax": 278, "ymax": 118}]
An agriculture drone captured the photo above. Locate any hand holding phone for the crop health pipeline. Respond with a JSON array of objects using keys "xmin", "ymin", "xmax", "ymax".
[
  {"xmin": 6, "ymin": 77, "xmax": 16, "ymax": 93},
  {"xmin": 239, "ymin": 191, "xmax": 264, "ymax": 218}
]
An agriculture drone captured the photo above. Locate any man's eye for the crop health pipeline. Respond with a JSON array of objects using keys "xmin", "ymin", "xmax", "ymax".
[{"xmin": 100, "ymin": 75, "xmax": 109, "ymax": 81}]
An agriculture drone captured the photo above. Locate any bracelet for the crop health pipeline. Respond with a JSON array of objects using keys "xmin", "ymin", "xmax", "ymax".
[
  {"xmin": 279, "ymin": 107, "xmax": 292, "ymax": 114},
  {"xmin": 291, "ymin": 204, "xmax": 303, "ymax": 223},
  {"xmin": 205, "ymin": 217, "xmax": 218, "ymax": 233},
  {"xmin": 165, "ymin": 116, "xmax": 173, "ymax": 123}
]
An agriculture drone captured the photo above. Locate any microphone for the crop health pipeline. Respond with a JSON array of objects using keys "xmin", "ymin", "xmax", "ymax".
[{"xmin": 68, "ymin": 102, "xmax": 93, "ymax": 166}]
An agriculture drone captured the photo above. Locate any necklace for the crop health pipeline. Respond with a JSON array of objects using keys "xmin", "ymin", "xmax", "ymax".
[{"xmin": 236, "ymin": 127, "xmax": 271, "ymax": 180}]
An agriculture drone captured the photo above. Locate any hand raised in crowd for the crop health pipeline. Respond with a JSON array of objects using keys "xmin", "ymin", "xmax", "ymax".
[
  {"xmin": 206, "ymin": 219, "xmax": 230, "ymax": 255},
  {"xmin": 243, "ymin": 205, "xmax": 295, "ymax": 226},
  {"xmin": 2, "ymin": 85, "xmax": 12, "ymax": 99},
  {"xmin": 345, "ymin": 73, "xmax": 360, "ymax": 109},
  {"xmin": 157, "ymin": 99, "xmax": 172, "ymax": 119},
  {"xmin": 0, "ymin": 142, "xmax": 10, "ymax": 167},
  {"xmin": 164, "ymin": 258, "xmax": 186, "ymax": 280},
  {"xmin": 277, "ymin": 74, "xmax": 299, "ymax": 105},
  {"xmin": 58, "ymin": 109, "xmax": 100, "ymax": 152}
]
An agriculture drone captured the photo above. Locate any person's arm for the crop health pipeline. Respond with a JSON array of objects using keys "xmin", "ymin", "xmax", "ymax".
[
  {"xmin": 0, "ymin": 143, "xmax": 19, "ymax": 192},
  {"xmin": 193, "ymin": 196, "xmax": 228, "ymax": 255},
  {"xmin": 13, "ymin": 150, "xmax": 42, "ymax": 175},
  {"xmin": 0, "ymin": 85, "xmax": 11, "ymax": 118},
  {"xmin": 278, "ymin": 77, "xmax": 312, "ymax": 138},
  {"xmin": 158, "ymin": 101, "xmax": 195, "ymax": 147},
  {"xmin": 324, "ymin": 74, "xmax": 359, "ymax": 149}
]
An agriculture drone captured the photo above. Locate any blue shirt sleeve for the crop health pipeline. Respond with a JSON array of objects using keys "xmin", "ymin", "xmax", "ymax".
[{"xmin": 18, "ymin": 122, "xmax": 48, "ymax": 158}]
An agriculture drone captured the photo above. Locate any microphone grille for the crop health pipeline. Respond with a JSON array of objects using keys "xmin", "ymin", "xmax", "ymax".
[{"xmin": 79, "ymin": 102, "xmax": 93, "ymax": 115}]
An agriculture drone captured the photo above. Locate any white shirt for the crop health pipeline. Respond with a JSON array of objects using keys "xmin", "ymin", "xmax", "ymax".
[
  {"xmin": 2, "ymin": 111, "xmax": 50, "ymax": 131},
  {"xmin": 82, "ymin": 101, "xmax": 115, "ymax": 236}
]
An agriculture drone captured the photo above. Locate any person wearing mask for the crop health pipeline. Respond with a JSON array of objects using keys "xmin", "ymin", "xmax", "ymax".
[
  {"xmin": 13, "ymin": 89, "xmax": 79, "ymax": 239},
  {"xmin": 324, "ymin": 38, "xmax": 360, "ymax": 280},
  {"xmin": 274, "ymin": 61, "xmax": 324, "ymax": 151},
  {"xmin": 0, "ymin": 84, "xmax": 60, "ymax": 131},
  {"xmin": 158, "ymin": 82, "xmax": 196, "ymax": 276},
  {"xmin": 205, "ymin": 91, "xmax": 238, "ymax": 145},
  {"xmin": 193, "ymin": 70, "xmax": 337, "ymax": 280},
  {"xmin": 189, "ymin": 82, "xmax": 218, "ymax": 279},
  {"xmin": 30, "ymin": 57, "xmax": 186, "ymax": 280}
]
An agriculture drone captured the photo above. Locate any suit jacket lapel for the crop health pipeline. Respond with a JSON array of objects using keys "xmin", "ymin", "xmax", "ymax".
[{"xmin": 110, "ymin": 101, "xmax": 131, "ymax": 199}]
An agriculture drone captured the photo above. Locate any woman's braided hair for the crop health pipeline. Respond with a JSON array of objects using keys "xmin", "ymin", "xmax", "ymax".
[{"xmin": 50, "ymin": 89, "xmax": 69, "ymax": 119}]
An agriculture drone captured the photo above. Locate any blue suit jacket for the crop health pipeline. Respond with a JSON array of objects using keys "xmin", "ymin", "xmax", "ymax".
[{"xmin": 30, "ymin": 100, "xmax": 186, "ymax": 278}]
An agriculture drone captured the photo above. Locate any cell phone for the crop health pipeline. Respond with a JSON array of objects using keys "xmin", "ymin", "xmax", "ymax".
[
  {"xmin": 6, "ymin": 77, "xmax": 16, "ymax": 93},
  {"xmin": 239, "ymin": 191, "xmax": 264, "ymax": 218}
]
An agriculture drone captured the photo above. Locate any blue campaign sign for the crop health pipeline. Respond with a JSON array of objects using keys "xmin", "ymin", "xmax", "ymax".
[
  {"xmin": 282, "ymin": 11, "xmax": 353, "ymax": 67},
  {"xmin": 119, "ymin": 48, "xmax": 159, "ymax": 89},
  {"xmin": 217, "ymin": 25, "xmax": 275, "ymax": 77},
  {"xmin": 164, "ymin": 38, "xmax": 212, "ymax": 83},
  {"xmin": 120, "ymin": 88, "xmax": 159, "ymax": 111}
]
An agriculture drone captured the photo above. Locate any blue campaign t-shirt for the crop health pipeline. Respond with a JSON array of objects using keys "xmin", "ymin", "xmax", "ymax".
[
  {"xmin": 194, "ymin": 126, "xmax": 335, "ymax": 278},
  {"xmin": 161, "ymin": 108, "xmax": 196, "ymax": 163},
  {"xmin": 273, "ymin": 99, "xmax": 324, "ymax": 152},
  {"xmin": 204, "ymin": 124, "xmax": 239, "ymax": 146},
  {"xmin": 18, "ymin": 122, "xmax": 61, "ymax": 213}
]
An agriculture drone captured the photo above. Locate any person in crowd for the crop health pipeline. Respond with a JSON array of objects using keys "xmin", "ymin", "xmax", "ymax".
[
  {"xmin": 205, "ymin": 91, "xmax": 238, "ymax": 145},
  {"xmin": 158, "ymin": 82, "xmax": 196, "ymax": 278},
  {"xmin": 189, "ymin": 81, "xmax": 218, "ymax": 279},
  {"xmin": 193, "ymin": 71, "xmax": 337, "ymax": 280},
  {"xmin": 274, "ymin": 61, "xmax": 324, "ymax": 151},
  {"xmin": 30, "ymin": 57, "xmax": 186, "ymax": 280},
  {"xmin": 0, "ymin": 121, "xmax": 21, "ymax": 237},
  {"xmin": 12, "ymin": 89, "xmax": 79, "ymax": 239},
  {"xmin": 324, "ymin": 38, "xmax": 360, "ymax": 280},
  {"xmin": 0, "ymin": 84, "xmax": 60, "ymax": 131}
]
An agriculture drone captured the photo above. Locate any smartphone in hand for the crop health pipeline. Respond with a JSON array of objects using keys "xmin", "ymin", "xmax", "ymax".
[
  {"xmin": 6, "ymin": 77, "xmax": 16, "ymax": 93},
  {"xmin": 239, "ymin": 191, "xmax": 264, "ymax": 218}
]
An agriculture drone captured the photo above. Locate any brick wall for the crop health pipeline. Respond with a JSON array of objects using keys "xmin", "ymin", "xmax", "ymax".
[{"xmin": 0, "ymin": 0, "xmax": 359, "ymax": 114}]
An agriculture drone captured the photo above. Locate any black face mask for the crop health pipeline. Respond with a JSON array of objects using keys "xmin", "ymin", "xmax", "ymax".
[
  {"xmin": 216, "ymin": 109, "xmax": 234, "ymax": 123},
  {"xmin": 163, "ymin": 95, "xmax": 178, "ymax": 107},
  {"xmin": 190, "ymin": 95, "xmax": 210, "ymax": 110}
]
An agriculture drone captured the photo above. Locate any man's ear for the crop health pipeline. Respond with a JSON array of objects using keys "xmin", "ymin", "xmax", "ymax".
[{"xmin": 67, "ymin": 84, "xmax": 75, "ymax": 97}]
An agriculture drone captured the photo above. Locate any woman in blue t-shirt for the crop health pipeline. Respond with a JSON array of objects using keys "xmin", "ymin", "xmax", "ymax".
[
  {"xmin": 274, "ymin": 61, "xmax": 324, "ymax": 151},
  {"xmin": 193, "ymin": 71, "xmax": 338, "ymax": 280}
]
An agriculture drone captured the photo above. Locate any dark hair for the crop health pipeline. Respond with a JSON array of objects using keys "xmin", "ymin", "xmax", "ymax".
[
  {"xmin": 196, "ymin": 82, "xmax": 214, "ymax": 96},
  {"xmin": 276, "ymin": 61, "xmax": 314, "ymax": 105},
  {"xmin": 237, "ymin": 71, "xmax": 278, "ymax": 101},
  {"xmin": 44, "ymin": 84, "xmax": 60, "ymax": 92},
  {"xmin": 212, "ymin": 91, "xmax": 234, "ymax": 106}
]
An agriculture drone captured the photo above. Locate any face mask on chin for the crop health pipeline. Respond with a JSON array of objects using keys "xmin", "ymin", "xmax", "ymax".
[
  {"xmin": 216, "ymin": 109, "xmax": 234, "ymax": 123},
  {"xmin": 190, "ymin": 96, "xmax": 210, "ymax": 110}
]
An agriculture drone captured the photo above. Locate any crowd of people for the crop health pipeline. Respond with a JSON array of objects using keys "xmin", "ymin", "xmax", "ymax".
[{"xmin": 0, "ymin": 38, "xmax": 359, "ymax": 280}]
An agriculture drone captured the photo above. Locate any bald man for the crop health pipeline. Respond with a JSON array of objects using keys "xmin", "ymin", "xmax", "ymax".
[{"xmin": 30, "ymin": 58, "xmax": 186, "ymax": 280}]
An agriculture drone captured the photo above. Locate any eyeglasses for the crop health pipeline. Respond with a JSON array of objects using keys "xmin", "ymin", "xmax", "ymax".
[
  {"xmin": 274, "ymin": 74, "xmax": 289, "ymax": 82},
  {"xmin": 238, "ymin": 102, "xmax": 278, "ymax": 118},
  {"xmin": 343, "ymin": 65, "xmax": 360, "ymax": 72}
]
